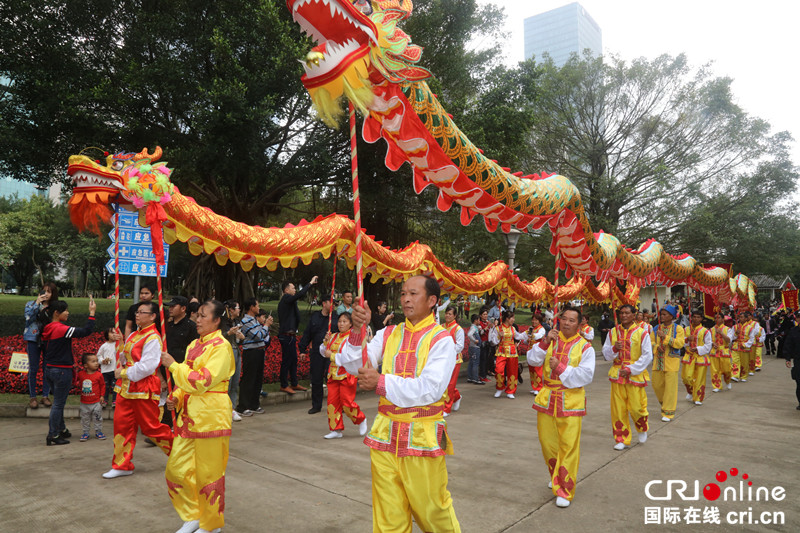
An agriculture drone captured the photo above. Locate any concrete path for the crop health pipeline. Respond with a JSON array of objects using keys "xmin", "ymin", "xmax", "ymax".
[{"xmin": 1, "ymin": 356, "xmax": 798, "ymax": 532}]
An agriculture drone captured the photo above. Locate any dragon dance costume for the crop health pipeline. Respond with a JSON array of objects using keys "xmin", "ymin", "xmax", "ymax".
[
  {"xmin": 322, "ymin": 330, "xmax": 365, "ymax": 432},
  {"xmin": 527, "ymin": 332, "xmax": 595, "ymax": 502},
  {"xmin": 602, "ymin": 323, "xmax": 652, "ymax": 446},
  {"xmin": 651, "ymin": 320, "xmax": 685, "ymax": 420},
  {"xmin": 442, "ymin": 320, "xmax": 465, "ymax": 414},
  {"xmin": 165, "ymin": 329, "xmax": 234, "ymax": 532},
  {"xmin": 710, "ymin": 325, "xmax": 734, "ymax": 391},
  {"xmin": 489, "ymin": 324, "xmax": 528, "ymax": 395},
  {"xmin": 336, "ymin": 314, "xmax": 460, "ymax": 533},
  {"xmin": 111, "ymin": 324, "xmax": 173, "ymax": 471},
  {"xmin": 731, "ymin": 320, "xmax": 756, "ymax": 381},
  {"xmin": 682, "ymin": 325, "xmax": 712, "ymax": 403},
  {"xmin": 528, "ymin": 325, "xmax": 546, "ymax": 394}
]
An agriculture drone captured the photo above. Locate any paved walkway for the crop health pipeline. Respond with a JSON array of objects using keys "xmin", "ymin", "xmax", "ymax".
[{"xmin": 1, "ymin": 356, "xmax": 798, "ymax": 532}]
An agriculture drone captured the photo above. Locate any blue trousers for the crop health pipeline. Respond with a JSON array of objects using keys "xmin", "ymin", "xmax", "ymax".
[
  {"xmin": 27, "ymin": 341, "xmax": 50, "ymax": 398},
  {"xmin": 45, "ymin": 367, "xmax": 72, "ymax": 438}
]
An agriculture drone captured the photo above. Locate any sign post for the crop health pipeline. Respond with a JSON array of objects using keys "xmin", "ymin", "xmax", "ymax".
[{"xmin": 105, "ymin": 212, "xmax": 169, "ymax": 277}]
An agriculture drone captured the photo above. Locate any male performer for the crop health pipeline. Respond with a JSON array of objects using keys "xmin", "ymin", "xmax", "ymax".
[
  {"xmin": 602, "ymin": 304, "xmax": 652, "ymax": 450},
  {"xmin": 443, "ymin": 306, "xmax": 464, "ymax": 416},
  {"xmin": 652, "ymin": 306, "xmax": 685, "ymax": 422},
  {"xmin": 336, "ymin": 275, "xmax": 460, "ymax": 532},
  {"xmin": 682, "ymin": 310, "xmax": 712, "ymax": 405},
  {"xmin": 731, "ymin": 311, "xmax": 756, "ymax": 382},
  {"xmin": 527, "ymin": 307, "xmax": 595, "ymax": 508},
  {"xmin": 579, "ymin": 315, "xmax": 595, "ymax": 342},
  {"xmin": 103, "ymin": 301, "xmax": 173, "ymax": 479},
  {"xmin": 751, "ymin": 317, "xmax": 766, "ymax": 373},
  {"xmin": 710, "ymin": 312, "xmax": 734, "ymax": 392}
]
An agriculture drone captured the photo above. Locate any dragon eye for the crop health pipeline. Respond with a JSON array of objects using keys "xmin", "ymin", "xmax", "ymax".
[{"xmin": 111, "ymin": 160, "xmax": 124, "ymax": 171}]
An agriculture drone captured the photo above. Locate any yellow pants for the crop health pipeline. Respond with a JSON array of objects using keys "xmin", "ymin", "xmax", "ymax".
[
  {"xmin": 681, "ymin": 357, "xmax": 708, "ymax": 402},
  {"xmin": 651, "ymin": 370, "xmax": 678, "ymax": 419},
  {"xmin": 165, "ymin": 435, "xmax": 229, "ymax": 531},
  {"xmin": 732, "ymin": 349, "xmax": 750, "ymax": 380},
  {"xmin": 369, "ymin": 449, "xmax": 461, "ymax": 533},
  {"xmin": 710, "ymin": 357, "xmax": 732, "ymax": 390},
  {"xmin": 752, "ymin": 346, "xmax": 763, "ymax": 371},
  {"xmin": 537, "ymin": 412, "xmax": 582, "ymax": 501},
  {"xmin": 610, "ymin": 383, "xmax": 648, "ymax": 445}
]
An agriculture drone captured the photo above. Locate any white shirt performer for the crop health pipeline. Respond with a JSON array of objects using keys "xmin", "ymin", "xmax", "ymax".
[
  {"xmin": 336, "ymin": 275, "xmax": 461, "ymax": 532},
  {"xmin": 527, "ymin": 307, "xmax": 595, "ymax": 508}
]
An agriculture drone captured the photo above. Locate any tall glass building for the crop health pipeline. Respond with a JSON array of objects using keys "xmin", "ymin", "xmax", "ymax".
[{"xmin": 524, "ymin": 2, "xmax": 602, "ymax": 66}]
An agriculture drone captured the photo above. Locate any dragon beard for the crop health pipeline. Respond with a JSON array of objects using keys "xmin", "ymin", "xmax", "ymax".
[
  {"xmin": 306, "ymin": 54, "xmax": 376, "ymax": 127},
  {"xmin": 68, "ymin": 194, "xmax": 115, "ymax": 235}
]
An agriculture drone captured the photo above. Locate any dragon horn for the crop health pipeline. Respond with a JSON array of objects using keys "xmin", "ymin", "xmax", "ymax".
[{"xmin": 133, "ymin": 146, "xmax": 162, "ymax": 162}]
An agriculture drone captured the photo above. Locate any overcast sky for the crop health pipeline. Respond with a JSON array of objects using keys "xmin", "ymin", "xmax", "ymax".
[{"xmin": 482, "ymin": 0, "xmax": 800, "ymax": 164}]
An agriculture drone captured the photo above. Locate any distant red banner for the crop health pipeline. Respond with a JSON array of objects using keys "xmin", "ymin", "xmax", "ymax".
[
  {"xmin": 782, "ymin": 289, "xmax": 798, "ymax": 311},
  {"xmin": 703, "ymin": 293, "xmax": 720, "ymax": 320}
]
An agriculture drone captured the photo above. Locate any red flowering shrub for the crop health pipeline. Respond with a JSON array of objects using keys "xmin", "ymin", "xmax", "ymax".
[
  {"xmin": 263, "ymin": 335, "xmax": 309, "ymax": 383},
  {"xmin": 0, "ymin": 333, "xmax": 105, "ymax": 394}
]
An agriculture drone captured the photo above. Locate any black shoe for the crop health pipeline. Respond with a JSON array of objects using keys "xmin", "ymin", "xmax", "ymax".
[
  {"xmin": 308, "ymin": 407, "xmax": 321, "ymax": 414},
  {"xmin": 475, "ymin": 379, "xmax": 486, "ymax": 385},
  {"xmin": 796, "ymin": 406, "xmax": 800, "ymax": 410},
  {"xmin": 59, "ymin": 429, "xmax": 72, "ymax": 439},
  {"xmin": 46, "ymin": 435, "xmax": 70, "ymax": 446},
  {"xmin": 260, "ymin": 390, "xmax": 268, "ymax": 397},
  {"xmin": 144, "ymin": 437, "xmax": 156, "ymax": 447}
]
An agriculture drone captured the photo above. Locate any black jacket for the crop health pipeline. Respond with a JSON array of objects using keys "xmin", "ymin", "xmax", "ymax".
[
  {"xmin": 783, "ymin": 326, "xmax": 800, "ymax": 363},
  {"xmin": 278, "ymin": 283, "xmax": 313, "ymax": 334},
  {"xmin": 298, "ymin": 310, "xmax": 338, "ymax": 355}
]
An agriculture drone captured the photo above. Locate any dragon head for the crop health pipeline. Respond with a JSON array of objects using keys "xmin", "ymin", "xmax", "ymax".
[
  {"xmin": 67, "ymin": 146, "xmax": 174, "ymax": 234},
  {"xmin": 287, "ymin": 0, "xmax": 430, "ymax": 126}
]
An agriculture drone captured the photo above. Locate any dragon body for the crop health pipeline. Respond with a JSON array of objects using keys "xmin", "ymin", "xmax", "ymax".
[
  {"xmin": 286, "ymin": 0, "xmax": 756, "ymax": 308},
  {"xmin": 64, "ymin": 0, "xmax": 755, "ymax": 309},
  {"xmin": 66, "ymin": 147, "xmax": 640, "ymax": 305}
]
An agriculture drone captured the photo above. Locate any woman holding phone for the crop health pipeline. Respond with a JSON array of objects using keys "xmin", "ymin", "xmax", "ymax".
[{"xmin": 23, "ymin": 282, "xmax": 59, "ymax": 408}]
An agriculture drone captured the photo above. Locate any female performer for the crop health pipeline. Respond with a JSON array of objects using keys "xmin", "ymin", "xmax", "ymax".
[
  {"xmin": 490, "ymin": 310, "xmax": 528, "ymax": 399},
  {"xmin": 162, "ymin": 300, "xmax": 235, "ymax": 533},
  {"xmin": 321, "ymin": 313, "xmax": 367, "ymax": 439}
]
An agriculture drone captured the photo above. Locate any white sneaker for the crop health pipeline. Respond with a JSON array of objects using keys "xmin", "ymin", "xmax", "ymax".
[
  {"xmin": 741, "ymin": 379, "xmax": 747, "ymax": 382},
  {"xmin": 638, "ymin": 432, "xmax": 647, "ymax": 444},
  {"xmin": 197, "ymin": 529, "xmax": 221, "ymax": 533},
  {"xmin": 443, "ymin": 411, "xmax": 449, "ymax": 417},
  {"xmin": 694, "ymin": 401, "xmax": 703, "ymax": 406},
  {"xmin": 175, "ymin": 520, "xmax": 199, "ymax": 533},
  {"xmin": 232, "ymin": 410, "xmax": 242, "ymax": 422},
  {"xmin": 726, "ymin": 382, "xmax": 732, "ymax": 390},
  {"xmin": 359, "ymin": 419, "xmax": 368, "ymax": 436},
  {"xmin": 548, "ymin": 481, "xmax": 553, "ymax": 489},
  {"xmin": 613, "ymin": 442, "xmax": 628, "ymax": 451},
  {"xmin": 323, "ymin": 431, "xmax": 343, "ymax": 439},
  {"xmin": 712, "ymin": 388, "xmax": 720, "ymax": 393},
  {"xmin": 661, "ymin": 416, "xmax": 671, "ymax": 422},
  {"xmin": 531, "ymin": 390, "xmax": 536, "ymax": 394},
  {"xmin": 507, "ymin": 394, "xmax": 515, "ymax": 399},
  {"xmin": 555, "ymin": 496, "xmax": 571, "ymax": 508},
  {"xmin": 685, "ymin": 393, "xmax": 693, "ymax": 401},
  {"xmin": 494, "ymin": 390, "xmax": 503, "ymax": 398},
  {"xmin": 102, "ymin": 468, "xmax": 133, "ymax": 479},
  {"xmin": 452, "ymin": 398, "xmax": 461, "ymax": 412},
  {"xmin": 731, "ymin": 377, "xmax": 740, "ymax": 382},
  {"xmin": 748, "ymin": 372, "xmax": 754, "ymax": 376}
]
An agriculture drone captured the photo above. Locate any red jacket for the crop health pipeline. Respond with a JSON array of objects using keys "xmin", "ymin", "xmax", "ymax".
[{"xmin": 77, "ymin": 370, "xmax": 105, "ymax": 404}]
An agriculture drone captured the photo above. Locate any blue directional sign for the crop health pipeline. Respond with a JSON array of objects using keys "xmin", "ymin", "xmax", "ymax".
[{"xmin": 106, "ymin": 211, "xmax": 169, "ymax": 276}]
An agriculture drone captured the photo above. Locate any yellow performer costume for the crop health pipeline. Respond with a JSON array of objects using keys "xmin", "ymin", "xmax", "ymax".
[
  {"xmin": 710, "ymin": 323, "xmax": 734, "ymax": 391},
  {"xmin": 682, "ymin": 324, "xmax": 711, "ymax": 404},
  {"xmin": 336, "ymin": 313, "xmax": 461, "ymax": 533},
  {"xmin": 165, "ymin": 330, "xmax": 234, "ymax": 532},
  {"xmin": 651, "ymin": 311, "xmax": 685, "ymax": 421},
  {"xmin": 752, "ymin": 321, "xmax": 765, "ymax": 373},
  {"xmin": 527, "ymin": 331, "xmax": 595, "ymax": 502},
  {"xmin": 602, "ymin": 324, "xmax": 652, "ymax": 447},
  {"xmin": 731, "ymin": 319, "xmax": 756, "ymax": 382}
]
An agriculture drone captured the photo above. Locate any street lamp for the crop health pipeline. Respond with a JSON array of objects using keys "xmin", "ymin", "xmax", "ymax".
[{"xmin": 502, "ymin": 228, "xmax": 523, "ymax": 272}]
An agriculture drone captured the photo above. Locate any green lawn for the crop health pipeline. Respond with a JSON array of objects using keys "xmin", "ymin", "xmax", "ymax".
[{"xmin": 0, "ymin": 294, "xmax": 133, "ymax": 315}]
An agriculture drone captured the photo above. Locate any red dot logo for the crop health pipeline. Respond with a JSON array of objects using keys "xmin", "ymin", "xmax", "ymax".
[
  {"xmin": 742, "ymin": 474, "xmax": 749, "ymax": 480},
  {"xmin": 703, "ymin": 483, "xmax": 721, "ymax": 501},
  {"xmin": 716, "ymin": 471, "xmax": 727, "ymax": 482},
  {"xmin": 730, "ymin": 467, "xmax": 739, "ymax": 476}
]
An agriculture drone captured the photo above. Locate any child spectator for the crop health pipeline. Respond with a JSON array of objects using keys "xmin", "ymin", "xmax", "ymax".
[
  {"xmin": 97, "ymin": 328, "xmax": 118, "ymax": 406},
  {"xmin": 77, "ymin": 353, "xmax": 106, "ymax": 441}
]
